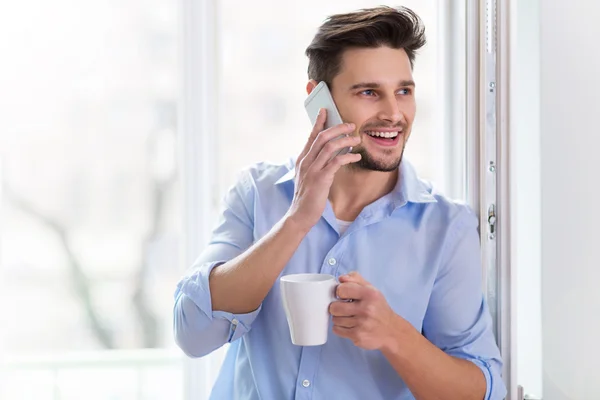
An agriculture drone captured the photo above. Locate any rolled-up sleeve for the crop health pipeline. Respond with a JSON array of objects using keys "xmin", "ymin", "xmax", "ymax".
[
  {"xmin": 423, "ymin": 207, "xmax": 507, "ymax": 400},
  {"xmin": 173, "ymin": 169, "xmax": 261, "ymax": 358}
]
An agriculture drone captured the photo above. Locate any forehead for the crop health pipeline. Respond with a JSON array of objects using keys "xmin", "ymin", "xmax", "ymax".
[{"xmin": 333, "ymin": 46, "xmax": 413, "ymax": 86}]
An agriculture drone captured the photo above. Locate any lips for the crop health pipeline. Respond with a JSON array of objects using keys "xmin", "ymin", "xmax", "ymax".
[
  {"xmin": 364, "ymin": 130, "xmax": 400, "ymax": 138},
  {"xmin": 362, "ymin": 129, "xmax": 403, "ymax": 147}
]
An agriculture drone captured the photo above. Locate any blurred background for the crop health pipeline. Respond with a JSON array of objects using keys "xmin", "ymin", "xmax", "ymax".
[
  {"xmin": 1, "ymin": 0, "xmax": 599, "ymax": 399},
  {"xmin": 0, "ymin": 1, "xmax": 460, "ymax": 399}
]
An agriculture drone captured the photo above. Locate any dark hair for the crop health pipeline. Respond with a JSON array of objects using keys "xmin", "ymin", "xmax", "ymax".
[{"xmin": 305, "ymin": 6, "xmax": 426, "ymax": 85}]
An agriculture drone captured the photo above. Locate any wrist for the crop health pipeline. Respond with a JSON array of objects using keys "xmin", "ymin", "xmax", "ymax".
[
  {"xmin": 283, "ymin": 212, "xmax": 314, "ymax": 236},
  {"xmin": 381, "ymin": 314, "xmax": 417, "ymax": 359}
]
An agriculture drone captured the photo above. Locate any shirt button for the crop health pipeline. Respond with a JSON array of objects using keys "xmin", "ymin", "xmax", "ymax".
[
  {"xmin": 302, "ymin": 379, "xmax": 310, "ymax": 388},
  {"xmin": 328, "ymin": 257, "xmax": 337, "ymax": 266}
]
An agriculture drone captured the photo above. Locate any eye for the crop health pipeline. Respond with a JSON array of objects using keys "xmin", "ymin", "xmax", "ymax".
[
  {"xmin": 398, "ymin": 88, "xmax": 412, "ymax": 95},
  {"xmin": 359, "ymin": 89, "xmax": 376, "ymax": 97}
]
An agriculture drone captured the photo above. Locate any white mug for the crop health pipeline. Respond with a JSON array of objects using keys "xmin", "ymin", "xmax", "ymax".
[{"xmin": 280, "ymin": 273, "xmax": 338, "ymax": 346}]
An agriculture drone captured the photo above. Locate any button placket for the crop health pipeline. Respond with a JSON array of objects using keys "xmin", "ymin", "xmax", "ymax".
[
  {"xmin": 323, "ymin": 240, "xmax": 347, "ymax": 276},
  {"xmin": 293, "ymin": 344, "xmax": 323, "ymax": 399}
]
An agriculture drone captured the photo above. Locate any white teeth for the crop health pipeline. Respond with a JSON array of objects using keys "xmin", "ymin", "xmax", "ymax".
[{"xmin": 365, "ymin": 131, "xmax": 399, "ymax": 138}]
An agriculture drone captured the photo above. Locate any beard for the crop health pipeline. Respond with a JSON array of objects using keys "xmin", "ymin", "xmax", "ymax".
[
  {"xmin": 352, "ymin": 147, "xmax": 404, "ymax": 171},
  {"xmin": 350, "ymin": 131, "xmax": 407, "ymax": 172}
]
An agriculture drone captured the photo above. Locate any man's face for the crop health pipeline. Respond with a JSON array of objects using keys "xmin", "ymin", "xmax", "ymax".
[{"xmin": 329, "ymin": 46, "xmax": 416, "ymax": 172}]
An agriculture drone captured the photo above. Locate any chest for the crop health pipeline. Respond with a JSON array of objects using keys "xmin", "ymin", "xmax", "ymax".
[{"xmin": 256, "ymin": 206, "xmax": 444, "ymax": 331}]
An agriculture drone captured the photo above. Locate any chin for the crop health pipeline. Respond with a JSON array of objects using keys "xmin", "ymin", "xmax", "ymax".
[{"xmin": 352, "ymin": 148, "xmax": 404, "ymax": 172}]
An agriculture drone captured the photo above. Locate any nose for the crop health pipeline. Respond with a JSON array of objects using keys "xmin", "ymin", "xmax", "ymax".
[{"xmin": 376, "ymin": 96, "xmax": 404, "ymax": 126}]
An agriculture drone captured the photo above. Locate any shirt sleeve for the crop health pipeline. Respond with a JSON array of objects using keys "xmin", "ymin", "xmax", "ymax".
[
  {"xmin": 422, "ymin": 206, "xmax": 507, "ymax": 400},
  {"xmin": 173, "ymin": 169, "xmax": 261, "ymax": 358}
]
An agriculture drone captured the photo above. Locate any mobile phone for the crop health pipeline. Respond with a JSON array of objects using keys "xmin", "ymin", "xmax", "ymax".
[{"xmin": 304, "ymin": 81, "xmax": 352, "ymax": 156}]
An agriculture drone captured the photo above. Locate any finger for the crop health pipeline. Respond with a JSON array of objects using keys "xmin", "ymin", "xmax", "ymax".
[
  {"xmin": 312, "ymin": 134, "xmax": 361, "ymax": 170},
  {"xmin": 329, "ymin": 300, "xmax": 358, "ymax": 317},
  {"xmin": 332, "ymin": 316, "xmax": 358, "ymax": 329},
  {"xmin": 336, "ymin": 282, "xmax": 367, "ymax": 301},
  {"xmin": 332, "ymin": 324, "xmax": 353, "ymax": 338},
  {"xmin": 339, "ymin": 271, "xmax": 370, "ymax": 286},
  {"xmin": 321, "ymin": 152, "xmax": 362, "ymax": 176},
  {"xmin": 304, "ymin": 123, "xmax": 356, "ymax": 166},
  {"xmin": 297, "ymin": 108, "xmax": 327, "ymax": 166}
]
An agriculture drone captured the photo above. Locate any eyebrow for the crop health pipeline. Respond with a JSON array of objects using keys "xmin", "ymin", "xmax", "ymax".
[{"xmin": 348, "ymin": 80, "xmax": 416, "ymax": 91}]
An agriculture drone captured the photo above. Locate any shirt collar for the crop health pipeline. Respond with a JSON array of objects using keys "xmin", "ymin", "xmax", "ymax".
[
  {"xmin": 274, "ymin": 165, "xmax": 295, "ymax": 185},
  {"xmin": 397, "ymin": 160, "xmax": 437, "ymax": 205},
  {"xmin": 274, "ymin": 159, "xmax": 437, "ymax": 205}
]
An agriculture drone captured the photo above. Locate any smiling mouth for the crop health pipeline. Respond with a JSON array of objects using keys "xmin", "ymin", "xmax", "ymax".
[
  {"xmin": 362, "ymin": 130, "xmax": 403, "ymax": 147},
  {"xmin": 364, "ymin": 130, "xmax": 401, "ymax": 139}
]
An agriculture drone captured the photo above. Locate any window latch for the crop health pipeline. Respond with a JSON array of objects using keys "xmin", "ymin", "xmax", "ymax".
[{"xmin": 488, "ymin": 204, "xmax": 496, "ymax": 239}]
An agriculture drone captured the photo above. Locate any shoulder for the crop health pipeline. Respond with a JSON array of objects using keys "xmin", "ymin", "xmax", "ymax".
[
  {"xmin": 220, "ymin": 159, "xmax": 294, "ymax": 220},
  {"xmin": 244, "ymin": 158, "xmax": 294, "ymax": 183},
  {"xmin": 415, "ymin": 177, "xmax": 479, "ymax": 233},
  {"xmin": 237, "ymin": 158, "xmax": 294, "ymax": 188},
  {"xmin": 436, "ymin": 192, "xmax": 477, "ymax": 228},
  {"xmin": 232, "ymin": 158, "xmax": 295, "ymax": 195}
]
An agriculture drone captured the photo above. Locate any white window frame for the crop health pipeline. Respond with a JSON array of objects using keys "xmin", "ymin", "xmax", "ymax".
[
  {"xmin": 179, "ymin": 0, "xmax": 220, "ymax": 399},
  {"xmin": 466, "ymin": 0, "xmax": 515, "ymax": 398}
]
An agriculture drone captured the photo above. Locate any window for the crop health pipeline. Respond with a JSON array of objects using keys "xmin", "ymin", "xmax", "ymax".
[
  {"xmin": 0, "ymin": 1, "xmax": 468, "ymax": 399},
  {"xmin": 0, "ymin": 1, "xmax": 183, "ymax": 398}
]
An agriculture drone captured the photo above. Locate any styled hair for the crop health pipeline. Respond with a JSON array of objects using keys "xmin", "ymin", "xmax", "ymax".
[{"xmin": 305, "ymin": 6, "xmax": 426, "ymax": 85}]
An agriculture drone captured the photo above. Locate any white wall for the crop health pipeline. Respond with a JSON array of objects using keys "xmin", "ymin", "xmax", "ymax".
[
  {"xmin": 513, "ymin": 0, "xmax": 600, "ymax": 398},
  {"xmin": 539, "ymin": 1, "xmax": 600, "ymax": 398},
  {"xmin": 511, "ymin": 0, "xmax": 542, "ymax": 396}
]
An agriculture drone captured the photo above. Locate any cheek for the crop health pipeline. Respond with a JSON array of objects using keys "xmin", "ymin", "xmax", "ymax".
[
  {"xmin": 402, "ymin": 101, "xmax": 417, "ymax": 122},
  {"xmin": 346, "ymin": 104, "xmax": 374, "ymax": 126}
]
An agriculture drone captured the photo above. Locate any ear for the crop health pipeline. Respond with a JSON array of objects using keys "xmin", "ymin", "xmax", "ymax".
[{"xmin": 306, "ymin": 79, "xmax": 318, "ymax": 95}]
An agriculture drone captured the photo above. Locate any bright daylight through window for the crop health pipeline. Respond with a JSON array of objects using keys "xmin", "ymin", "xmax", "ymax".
[{"xmin": 0, "ymin": 1, "xmax": 465, "ymax": 399}]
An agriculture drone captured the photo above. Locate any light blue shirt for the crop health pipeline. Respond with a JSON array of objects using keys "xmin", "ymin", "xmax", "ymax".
[{"xmin": 173, "ymin": 159, "xmax": 506, "ymax": 400}]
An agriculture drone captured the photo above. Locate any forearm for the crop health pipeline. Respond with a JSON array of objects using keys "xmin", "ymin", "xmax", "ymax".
[
  {"xmin": 381, "ymin": 317, "xmax": 486, "ymax": 400},
  {"xmin": 209, "ymin": 214, "xmax": 310, "ymax": 314}
]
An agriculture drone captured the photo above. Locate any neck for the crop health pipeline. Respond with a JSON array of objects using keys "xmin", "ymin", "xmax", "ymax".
[{"xmin": 329, "ymin": 165, "xmax": 399, "ymax": 221}]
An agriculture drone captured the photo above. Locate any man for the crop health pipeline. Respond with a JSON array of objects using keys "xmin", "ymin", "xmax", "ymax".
[{"xmin": 174, "ymin": 6, "xmax": 506, "ymax": 400}]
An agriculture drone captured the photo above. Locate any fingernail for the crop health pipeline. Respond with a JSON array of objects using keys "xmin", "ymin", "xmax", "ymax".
[{"xmin": 347, "ymin": 123, "xmax": 355, "ymax": 129}]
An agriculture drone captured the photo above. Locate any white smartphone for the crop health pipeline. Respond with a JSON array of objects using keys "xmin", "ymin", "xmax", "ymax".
[{"xmin": 304, "ymin": 81, "xmax": 352, "ymax": 156}]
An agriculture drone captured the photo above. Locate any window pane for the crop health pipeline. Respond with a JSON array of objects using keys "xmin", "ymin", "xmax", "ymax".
[{"xmin": 0, "ymin": 0, "xmax": 182, "ymax": 398}]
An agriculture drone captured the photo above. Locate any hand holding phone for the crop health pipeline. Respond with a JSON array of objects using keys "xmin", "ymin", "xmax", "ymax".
[
  {"xmin": 288, "ymin": 104, "xmax": 361, "ymax": 232},
  {"xmin": 304, "ymin": 81, "xmax": 353, "ymax": 157}
]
